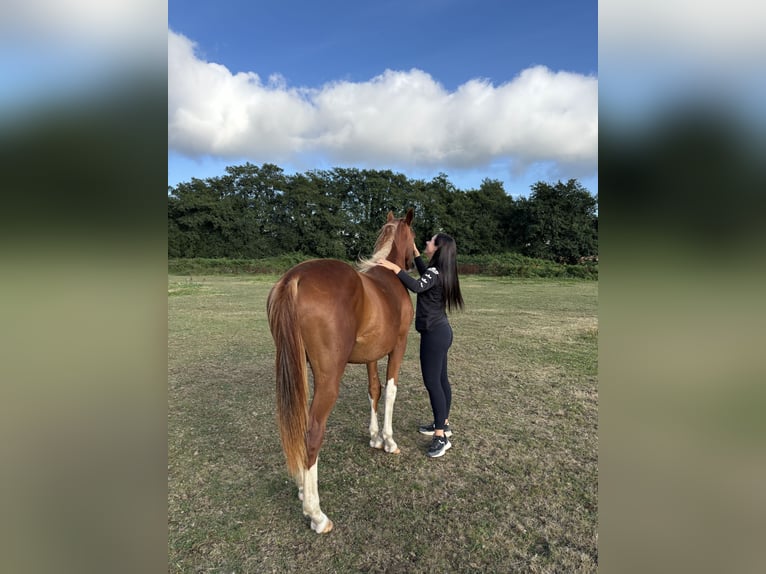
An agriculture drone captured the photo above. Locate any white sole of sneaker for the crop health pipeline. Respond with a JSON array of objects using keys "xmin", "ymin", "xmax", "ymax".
[{"xmin": 427, "ymin": 441, "xmax": 452, "ymax": 458}]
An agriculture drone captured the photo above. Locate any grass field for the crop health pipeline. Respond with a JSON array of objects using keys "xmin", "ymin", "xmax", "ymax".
[{"xmin": 168, "ymin": 274, "xmax": 598, "ymax": 573}]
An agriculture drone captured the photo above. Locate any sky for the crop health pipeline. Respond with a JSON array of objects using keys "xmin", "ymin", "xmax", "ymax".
[
  {"xmin": 3, "ymin": 1, "xmax": 764, "ymax": 202},
  {"xmin": 598, "ymin": 0, "xmax": 766, "ymax": 128},
  {"xmin": 168, "ymin": 0, "xmax": 599, "ymax": 199}
]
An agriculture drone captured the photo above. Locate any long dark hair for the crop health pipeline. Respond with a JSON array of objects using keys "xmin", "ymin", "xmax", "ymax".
[{"xmin": 429, "ymin": 233, "xmax": 464, "ymax": 312}]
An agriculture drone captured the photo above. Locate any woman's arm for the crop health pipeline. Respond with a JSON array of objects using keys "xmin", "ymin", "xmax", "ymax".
[
  {"xmin": 399, "ymin": 267, "xmax": 439, "ymax": 293},
  {"xmin": 377, "ymin": 259, "xmax": 438, "ymax": 293},
  {"xmin": 414, "ymin": 255, "xmax": 427, "ymax": 275},
  {"xmin": 413, "ymin": 243, "xmax": 428, "ymax": 274}
]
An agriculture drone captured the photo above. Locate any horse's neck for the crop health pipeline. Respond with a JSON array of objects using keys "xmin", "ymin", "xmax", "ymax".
[{"xmin": 387, "ymin": 243, "xmax": 406, "ymax": 269}]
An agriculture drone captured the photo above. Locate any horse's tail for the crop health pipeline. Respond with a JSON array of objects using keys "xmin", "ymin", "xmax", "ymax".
[{"xmin": 267, "ymin": 277, "xmax": 308, "ymax": 478}]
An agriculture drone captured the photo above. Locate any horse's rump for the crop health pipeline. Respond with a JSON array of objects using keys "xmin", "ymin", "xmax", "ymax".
[{"xmin": 272, "ymin": 259, "xmax": 409, "ymax": 363}]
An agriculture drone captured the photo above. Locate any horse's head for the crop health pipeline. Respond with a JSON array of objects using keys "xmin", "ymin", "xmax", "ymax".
[
  {"xmin": 387, "ymin": 208, "xmax": 415, "ymax": 271},
  {"xmin": 358, "ymin": 209, "xmax": 416, "ymax": 273}
]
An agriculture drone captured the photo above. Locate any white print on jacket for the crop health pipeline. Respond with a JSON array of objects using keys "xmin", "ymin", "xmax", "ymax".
[{"xmin": 419, "ymin": 267, "xmax": 439, "ymax": 289}]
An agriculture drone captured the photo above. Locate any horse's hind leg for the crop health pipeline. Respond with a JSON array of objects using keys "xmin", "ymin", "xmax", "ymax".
[
  {"xmin": 301, "ymin": 456, "xmax": 333, "ymax": 533},
  {"xmin": 381, "ymin": 340, "xmax": 407, "ymax": 454},
  {"xmin": 300, "ymin": 366, "xmax": 342, "ymax": 534},
  {"xmin": 295, "ymin": 471, "xmax": 304, "ymax": 501},
  {"xmin": 367, "ymin": 361, "xmax": 384, "ymax": 449}
]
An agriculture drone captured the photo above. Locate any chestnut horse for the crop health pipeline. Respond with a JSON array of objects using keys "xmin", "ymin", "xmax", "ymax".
[{"xmin": 266, "ymin": 209, "xmax": 416, "ymax": 533}]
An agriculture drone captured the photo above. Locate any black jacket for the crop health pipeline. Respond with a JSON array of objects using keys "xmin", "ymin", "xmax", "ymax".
[{"xmin": 396, "ymin": 256, "xmax": 448, "ymax": 332}]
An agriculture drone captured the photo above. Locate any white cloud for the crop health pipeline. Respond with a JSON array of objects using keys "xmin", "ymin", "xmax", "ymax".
[
  {"xmin": 2, "ymin": 0, "xmax": 164, "ymax": 58},
  {"xmin": 0, "ymin": 2, "xmax": 165, "ymax": 117},
  {"xmin": 168, "ymin": 29, "xmax": 597, "ymax": 176},
  {"xmin": 599, "ymin": 1, "xmax": 766, "ymax": 128},
  {"xmin": 600, "ymin": 0, "xmax": 766, "ymax": 65}
]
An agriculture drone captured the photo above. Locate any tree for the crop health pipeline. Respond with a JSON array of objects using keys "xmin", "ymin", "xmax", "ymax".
[
  {"xmin": 223, "ymin": 162, "xmax": 285, "ymax": 258},
  {"xmin": 519, "ymin": 179, "xmax": 598, "ymax": 263},
  {"xmin": 167, "ymin": 163, "xmax": 287, "ymax": 258},
  {"xmin": 167, "ymin": 177, "xmax": 229, "ymax": 257},
  {"xmin": 276, "ymin": 171, "xmax": 347, "ymax": 258},
  {"xmin": 452, "ymin": 178, "xmax": 514, "ymax": 255},
  {"xmin": 412, "ymin": 174, "xmax": 456, "ymax": 245},
  {"xmin": 167, "ymin": 161, "xmax": 597, "ymax": 263}
]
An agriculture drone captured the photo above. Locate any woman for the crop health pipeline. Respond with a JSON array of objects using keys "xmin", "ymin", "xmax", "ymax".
[{"xmin": 377, "ymin": 233, "xmax": 464, "ymax": 458}]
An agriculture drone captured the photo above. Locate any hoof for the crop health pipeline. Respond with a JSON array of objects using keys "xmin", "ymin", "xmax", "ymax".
[
  {"xmin": 370, "ymin": 439, "xmax": 384, "ymax": 449},
  {"xmin": 311, "ymin": 514, "xmax": 333, "ymax": 534},
  {"xmin": 317, "ymin": 519, "xmax": 333, "ymax": 534},
  {"xmin": 384, "ymin": 443, "xmax": 400, "ymax": 454}
]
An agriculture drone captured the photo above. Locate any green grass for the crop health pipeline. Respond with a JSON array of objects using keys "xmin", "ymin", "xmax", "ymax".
[{"xmin": 168, "ymin": 274, "xmax": 597, "ymax": 573}]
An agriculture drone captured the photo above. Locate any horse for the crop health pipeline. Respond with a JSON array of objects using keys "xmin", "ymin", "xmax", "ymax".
[{"xmin": 266, "ymin": 209, "xmax": 416, "ymax": 533}]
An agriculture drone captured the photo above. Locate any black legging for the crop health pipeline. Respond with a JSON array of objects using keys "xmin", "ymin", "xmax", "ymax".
[{"xmin": 419, "ymin": 322, "xmax": 453, "ymax": 430}]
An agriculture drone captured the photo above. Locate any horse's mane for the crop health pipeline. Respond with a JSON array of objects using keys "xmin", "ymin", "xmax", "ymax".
[{"xmin": 357, "ymin": 221, "xmax": 397, "ymax": 272}]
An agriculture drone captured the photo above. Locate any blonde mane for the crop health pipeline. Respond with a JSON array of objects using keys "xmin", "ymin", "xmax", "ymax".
[{"xmin": 357, "ymin": 222, "xmax": 397, "ymax": 272}]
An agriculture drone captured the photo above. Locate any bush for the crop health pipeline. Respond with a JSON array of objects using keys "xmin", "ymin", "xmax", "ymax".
[
  {"xmin": 458, "ymin": 253, "xmax": 597, "ymax": 279},
  {"xmin": 168, "ymin": 252, "xmax": 597, "ymax": 279},
  {"xmin": 168, "ymin": 253, "xmax": 314, "ymax": 275}
]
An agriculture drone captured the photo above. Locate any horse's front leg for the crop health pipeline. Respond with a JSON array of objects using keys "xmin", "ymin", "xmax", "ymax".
[
  {"xmin": 382, "ymin": 343, "xmax": 407, "ymax": 454},
  {"xmin": 367, "ymin": 362, "xmax": 384, "ymax": 449},
  {"xmin": 381, "ymin": 376, "xmax": 400, "ymax": 453}
]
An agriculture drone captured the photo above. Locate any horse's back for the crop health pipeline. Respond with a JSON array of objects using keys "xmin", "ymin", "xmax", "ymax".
[
  {"xmin": 270, "ymin": 259, "xmax": 364, "ymax": 344},
  {"xmin": 269, "ymin": 259, "xmax": 411, "ymax": 364},
  {"xmin": 276, "ymin": 259, "xmax": 363, "ymax": 302}
]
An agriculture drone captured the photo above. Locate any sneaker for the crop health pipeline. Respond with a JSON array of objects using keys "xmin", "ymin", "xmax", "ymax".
[
  {"xmin": 426, "ymin": 435, "xmax": 452, "ymax": 458},
  {"xmin": 418, "ymin": 422, "xmax": 452, "ymax": 437}
]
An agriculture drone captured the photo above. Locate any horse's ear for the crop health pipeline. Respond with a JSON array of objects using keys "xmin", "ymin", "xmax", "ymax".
[
  {"xmin": 405, "ymin": 208, "xmax": 414, "ymax": 226},
  {"xmin": 387, "ymin": 211, "xmax": 394, "ymax": 222}
]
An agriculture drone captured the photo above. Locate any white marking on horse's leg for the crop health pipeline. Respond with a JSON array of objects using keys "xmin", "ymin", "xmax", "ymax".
[
  {"xmin": 369, "ymin": 394, "xmax": 383, "ymax": 448},
  {"xmin": 382, "ymin": 378, "xmax": 399, "ymax": 453},
  {"xmin": 295, "ymin": 471, "xmax": 304, "ymax": 501},
  {"xmin": 301, "ymin": 458, "xmax": 333, "ymax": 533}
]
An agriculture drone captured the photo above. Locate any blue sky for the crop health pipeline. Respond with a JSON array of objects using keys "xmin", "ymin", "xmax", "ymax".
[
  {"xmin": 3, "ymin": 1, "xmax": 763, "ymax": 203},
  {"xmin": 168, "ymin": 0, "xmax": 598, "ymax": 198},
  {"xmin": 598, "ymin": 1, "xmax": 766, "ymax": 130}
]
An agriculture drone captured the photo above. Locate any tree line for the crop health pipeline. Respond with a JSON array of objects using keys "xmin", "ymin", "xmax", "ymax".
[{"xmin": 168, "ymin": 163, "xmax": 598, "ymax": 264}]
